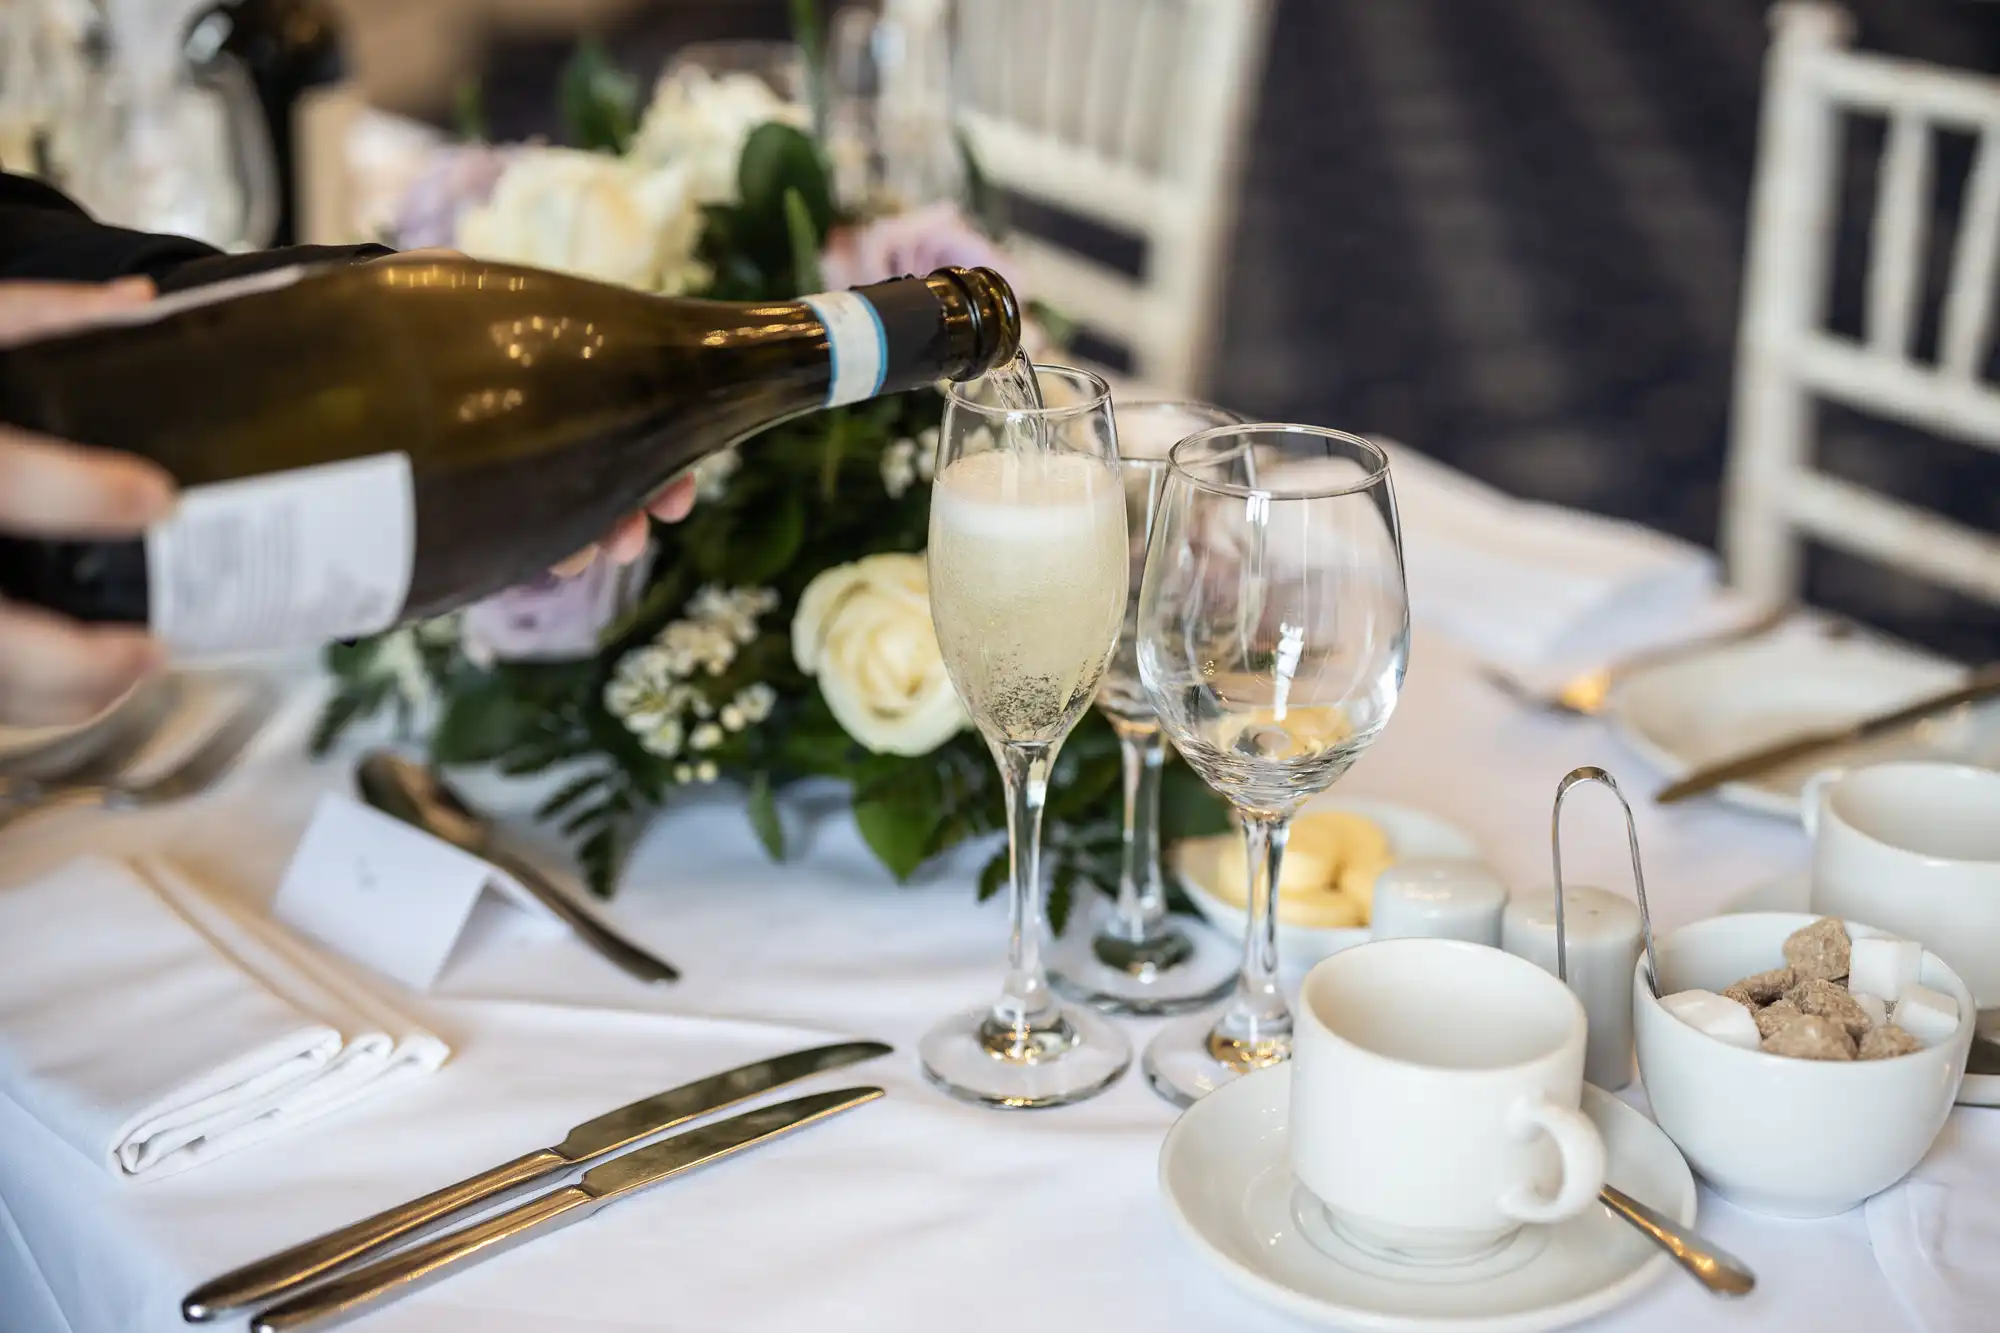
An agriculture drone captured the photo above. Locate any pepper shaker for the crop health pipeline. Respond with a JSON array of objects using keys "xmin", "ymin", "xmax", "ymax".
[
  {"xmin": 1370, "ymin": 859, "xmax": 1508, "ymax": 945},
  {"xmin": 1503, "ymin": 884, "xmax": 1642, "ymax": 1089}
]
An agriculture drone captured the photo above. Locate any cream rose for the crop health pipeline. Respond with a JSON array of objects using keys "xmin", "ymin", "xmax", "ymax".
[
  {"xmin": 792, "ymin": 553, "xmax": 967, "ymax": 756},
  {"xmin": 455, "ymin": 147, "xmax": 706, "ymax": 293},
  {"xmin": 631, "ymin": 68, "xmax": 811, "ymax": 205}
]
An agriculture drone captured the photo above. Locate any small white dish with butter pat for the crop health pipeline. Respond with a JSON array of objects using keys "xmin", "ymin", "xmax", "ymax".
[{"xmin": 1173, "ymin": 798, "xmax": 1482, "ymax": 972}]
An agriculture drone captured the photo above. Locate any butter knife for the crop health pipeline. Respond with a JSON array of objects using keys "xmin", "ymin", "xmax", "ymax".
[
  {"xmin": 248, "ymin": 1085, "xmax": 884, "ymax": 1333},
  {"xmin": 182, "ymin": 1040, "xmax": 891, "ymax": 1320},
  {"xmin": 1655, "ymin": 667, "xmax": 2000, "ymax": 805}
]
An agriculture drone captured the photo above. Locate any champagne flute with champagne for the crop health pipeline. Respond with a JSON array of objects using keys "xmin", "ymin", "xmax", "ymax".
[
  {"xmin": 923, "ymin": 362, "xmax": 1132, "ymax": 1107},
  {"xmin": 1136, "ymin": 424, "xmax": 1409, "ymax": 1106}
]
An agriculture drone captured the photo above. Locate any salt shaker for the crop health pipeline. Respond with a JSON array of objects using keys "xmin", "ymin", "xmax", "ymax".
[
  {"xmin": 1370, "ymin": 859, "xmax": 1508, "ymax": 945},
  {"xmin": 1503, "ymin": 885, "xmax": 1643, "ymax": 1089}
]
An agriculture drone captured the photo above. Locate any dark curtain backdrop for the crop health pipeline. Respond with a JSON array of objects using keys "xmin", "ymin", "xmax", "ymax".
[{"xmin": 479, "ymin": 0, "xmax": 2000, "ymax": 660}]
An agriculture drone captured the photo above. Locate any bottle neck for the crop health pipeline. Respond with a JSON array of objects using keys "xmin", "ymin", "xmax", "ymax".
[{"xmin": 805, "ymin": 267, "xmax": 1021, "ymax": 407}]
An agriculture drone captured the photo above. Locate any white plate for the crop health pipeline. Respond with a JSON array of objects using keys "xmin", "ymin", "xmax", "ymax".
[
  {"xmin": 1174, "ymin": 799, "xmax": 1481, "ymax": 971},
  {"xmin": 1723, "ymin": 870, "xmax": 2000, "ymax": 1107},
  {"xmin": 1159, "ymin": 1066, "xmax": 1695, "ymax": 1333},
  {"xmin": 1605, "ymin": 629, "xmax": 2000, "ymax": 818}
]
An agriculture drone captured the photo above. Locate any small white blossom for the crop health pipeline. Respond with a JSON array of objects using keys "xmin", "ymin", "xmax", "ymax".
[
  {"xmin": 638, "ymin": 717, "xmax": 684, "ymax": 758},
  {"xmin": 881, "ymin": 438, "xmax": 918, "ymax": 499},
  {"xmin": 915, "ymin": 427, "xmax": 939, "ymax": 480},
  {"xmin": 695, "ymin": 761, "xmax": 718, "ymax": 783},
  {"xmin": 692, "ymin": 447, "xmax": 740, "ymax": 501},
  {"xmin": 674, "ymin": 764, "xmax": 694, "ymax": 783},
  {"xmin": 687, "ymin": 584, "xmax": 777, "ymax": 646},
  {"xmin": 370, "ymin": 630, "xmax": 434, "ymax": 711},
  {"xmin": 690, "ymin": 722, "xmax": 724, "ymax": 751},
  {"xmin": 735, "ymin": 683, "xmax": 777, "ymax": 723},
  {"xmin": 720, "ymin": 704, "xmax": 745, "ymax": 731}
]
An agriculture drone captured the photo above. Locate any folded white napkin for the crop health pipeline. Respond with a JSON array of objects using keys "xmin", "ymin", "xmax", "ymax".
[
  {"xmin": 1867, "ymin": 1110, "xmax": 2000, "ymax": 1333},
  {"xmin": 1382, "ymin": 443, "xmax": 1720, "ymax": 681},
  {"xmin": 0, "ymin": 856, "xmax": 448, "ymax": 1180}
]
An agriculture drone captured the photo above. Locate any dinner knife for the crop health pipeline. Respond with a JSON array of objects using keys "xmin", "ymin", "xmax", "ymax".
[
  {"xmin": 248, "ymin": 1085, "xmax": 884, "ymax": 1333},
  {"xmin": 1654, "ymin": 667, "xmax": 2000, "ymax": 805},
  {"xmin": 182, "ymin": 1039, "xmax": 891, "ymax": 1321}
]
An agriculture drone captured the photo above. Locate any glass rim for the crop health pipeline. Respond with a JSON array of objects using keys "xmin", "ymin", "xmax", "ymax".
[
  {"xmin": 1112, "ymin": 399, "xmax": 1248, "ymax": 473},
  {"xmin": 1166, "ymin": 423, "xmax": 1392, "ymax": 500},
  {"xmin": 943, "ymin": 361, "xmax": 1112, "ymax": 419}
]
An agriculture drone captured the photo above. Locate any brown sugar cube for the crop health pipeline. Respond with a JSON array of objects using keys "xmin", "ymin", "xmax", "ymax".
[
  {"xmin": 1760, "ymin": 1014, "xmax": 1856, "ymax": 1061},
  {"xmin": 1783, "ymin": 917, "xmax": 1852, "ymax": 982},
  {"xmin": 1754, "ymin": 998, "xmax": 1804, "ymax": 1038},
  {"xmin": 1724, "ymin": 967, "xmax": 1798, "ymax": 1006},
  {"xmin": 1858, "ymin": 1025, "xmax": 1925, "ymax": 1061},
  {"xmin": 1788, "ymin": 976, "xmax": 1874, "ymax": 1039}
]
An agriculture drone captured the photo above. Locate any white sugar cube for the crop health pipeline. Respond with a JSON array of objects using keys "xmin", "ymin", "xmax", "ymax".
[
  {"xmin": 1849, "ymin": 937, "xmax": 1923, "ymax": 1002},
  {"xmin": 1854, "ymin": 992, "xmax": 1889, "ymax": 1029},
  {"xmin": 1893, "ymin": 983, "xmax": 1961, "ymax": 1046},
  {"xmin": 1661, "ymin": 989, "xmax": 1762, "ymax": 1050}
]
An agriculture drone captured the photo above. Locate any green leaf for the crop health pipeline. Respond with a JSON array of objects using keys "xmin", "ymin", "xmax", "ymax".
[
  {"xmin": 788, "ymin": 0, "xmax": 827, "ymax": 133},
  {"xmin": 747, "ymin": 771, "xmax": 785, "ymax": 859},
  {"xmin": 310, "ymin": 683, "xmax": 386, "ymax": 758},
  {"xmin": 1049, "ymin": 861, "xmax": 1079, "ymax": 937},
  {"xmin": 784, "ymin": 186, "xmax": 824, "ymax": 293},
  {"xmin": 977, "ymin": 847, "xmax": 1009, "ymax": 902},
  {"xmin": 737, "ymin": 124, "xmax": 834, "ymax": 261},
  {"xmin": 818, "ymin": 409, "xmax": 847, "ymax": 502},
  {"xmin": 559, "ymin": 38, "xmax": 639, "ymax": 154},
  {"xmin": 853, "ymin": 791, "xmax": 935, "ymax": 881},
  {"xmin": 452, "ymin": 77, "xmax": 488, "ymax": 142},
  {"xmin": 431, "ymin": 678, "xmax": 535, "ymax": 765},
  {"xmin": 1025, "ymin": 299, "xmax": 1078, "ymax": 356},
  {"xmin": 537, "ymin": 772, "xmax": 605, "ymax": 821},
  {"xmin": 1161, "ymin": 761, "xmax": 1233, "ymax": 838},
  {"xmin": 958, "ymin": 129, "xmax": 1005, "ymax": 237},
  {"xmin": 732, "ymin": 488, "xmax": 807, "ymax": 585}
]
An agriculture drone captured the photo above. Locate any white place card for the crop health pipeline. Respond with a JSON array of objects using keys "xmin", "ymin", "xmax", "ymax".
[{"xmin": 273, "ymin": 793, "xmax": 562, "ymax": 990}]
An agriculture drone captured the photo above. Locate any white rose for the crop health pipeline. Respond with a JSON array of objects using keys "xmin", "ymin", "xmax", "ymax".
[
  {"xmin": 792, "ymin": 553, "xmax": 967, "ymax": 756},
  {"xmin": 456, "ymin": 147, "xmax": 706, "ymax": 293},
  {"xmin": 631, "ymin": 68, "xmax": 811, "ymax": 205}
]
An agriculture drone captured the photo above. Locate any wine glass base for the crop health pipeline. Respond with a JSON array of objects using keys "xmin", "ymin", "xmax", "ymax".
[
  {"xmin": 919, "ymin": 1003, "xmax": 1133, "ymax": 1109},
  {"xmin": 1049, "ymin": 910, "xmax": 1239, "ymax": 1016},
  {"xmin": 1141, "ymin": 1009, "xmax": 1293, "ymax": 1109}
]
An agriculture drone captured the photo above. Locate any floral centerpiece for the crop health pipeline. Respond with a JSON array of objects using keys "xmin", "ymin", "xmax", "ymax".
[{"xmin": 315, "ymin": 23, "xmax": 1227, "ymax": 923}]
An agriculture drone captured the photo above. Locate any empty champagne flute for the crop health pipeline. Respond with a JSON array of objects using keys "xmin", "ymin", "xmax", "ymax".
[
  {"xmin": 923, "ymin": 363, "xmax": 1133, "ymax": 1107},
  {"xmin": 1136, "ymin": 425, "xmax": 1409, "ymax": 1107},
  {"xmin": 1051, "ymin": 400, "xmax": 1244, "ymax": 1015}
]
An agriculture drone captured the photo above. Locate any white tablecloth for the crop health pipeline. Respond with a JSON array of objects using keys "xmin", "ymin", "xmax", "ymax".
[{"xmin": 0, "ymin": 624, "xmax": 1944, "ymax": 1333}]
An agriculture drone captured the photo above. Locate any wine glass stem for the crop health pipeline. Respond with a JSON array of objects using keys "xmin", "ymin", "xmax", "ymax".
[
  {"xmin": 1106, "ymin": 725, "xmax": 1167, "ymax": 944},
  {"xmin": 1209, "ymin": 813, "xmax": 1294, "ymax": 1060},
  {"xmin": 991, "ymin": 740, "xmax": 1060, "ymax": 1037}
]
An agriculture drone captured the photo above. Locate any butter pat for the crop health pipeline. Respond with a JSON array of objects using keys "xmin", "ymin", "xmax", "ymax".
[
  {"xmin": 1893, "ymin": 984, "xmax": 1961, "ymax": 1046},
  {"xmin": 1849, "ymin": 937, "xmax": 1923, "ymax": 1003},
  {"xmin": 1661, "ymin": 989, "xmax": 1762, "ymax": 1050}
]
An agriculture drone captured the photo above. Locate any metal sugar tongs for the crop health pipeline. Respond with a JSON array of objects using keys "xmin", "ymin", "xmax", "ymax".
[{"xmin": 1549, "ymin": 766, "xmax": 1756, "ymax": 1299}]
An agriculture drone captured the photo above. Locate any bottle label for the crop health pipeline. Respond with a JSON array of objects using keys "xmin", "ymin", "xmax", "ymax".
[
  {"xmin": 802, "ymin": 291, "xmax": 888, "ymax": 408},
  {"xmin": 146, "ymin": 454, "xmax": 417, "ymax": 657}
]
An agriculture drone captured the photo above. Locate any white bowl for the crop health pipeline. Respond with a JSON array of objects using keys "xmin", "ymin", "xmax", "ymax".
[
  {"xmin": 1633, "ymin": 912, "xmax": 1972, "ymax": 1218},
  {"xmin": 1173, "ymin": 799, "xmax": 1480, "ymax": 972}
]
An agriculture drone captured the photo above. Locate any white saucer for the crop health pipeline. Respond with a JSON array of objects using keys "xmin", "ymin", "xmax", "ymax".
[
  {"xmin": 1605, "ymin": 629, "xmax": 1998, "ymax": 818},
  {"xmin": 1724, "ymin": 870, "xmax": 2000, "ymax": 1108},
  {"xmin": 1159, "ymin": 1067, "xmax": 1694, "ymax": 1332},
  {"xmin": 1174, "ymin": 799, "xmax": 1481, "ymax": 972}
]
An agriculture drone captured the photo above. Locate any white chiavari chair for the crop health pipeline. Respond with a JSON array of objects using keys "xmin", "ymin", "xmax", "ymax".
[
  {"xmin": 950, "ymin": 0, "xmax": 1273, "ymax": 396},
  {"xmin": 1726, "ymin": 1, "xmax": 2000, "ymax": 610}
]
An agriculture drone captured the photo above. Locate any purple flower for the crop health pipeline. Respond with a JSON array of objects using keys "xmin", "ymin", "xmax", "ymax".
[
  {"xmin": 393, "ymin": 144, "xmax": 513, "ymax": 251},
  {"xmin": 460, "ymin": 554, "xmax": 649, "ymax": 666},
  {"xmin": 818, "ymin": 203, "xmax": 1017, "ymax": 292}
]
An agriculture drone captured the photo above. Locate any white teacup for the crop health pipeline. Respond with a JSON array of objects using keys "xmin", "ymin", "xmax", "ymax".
[
  {"xmin": 1289, "ymin": 939, "xmax": 1607, "ymax": 1264},
  {"xmin": 1805, "ymin": 761, "xmax": 2000, "ymax": 1006}
]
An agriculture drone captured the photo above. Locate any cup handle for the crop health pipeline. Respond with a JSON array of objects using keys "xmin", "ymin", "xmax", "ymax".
[
  {"xmin": 1499, "ymin": 1096, "xmax": 1607, "ymax": 1225},
  {"xmin": 1799, "ymin": 766, "xmax": 1846, "ymax": 838}
]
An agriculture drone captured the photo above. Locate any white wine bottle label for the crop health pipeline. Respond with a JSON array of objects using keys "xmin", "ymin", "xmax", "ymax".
[
  {"xmin": 145, "ymin": 454, "xmax": 417, "ymax": 657},
  {"xmin": 802, "ymin": 291, "xmax": 888, "ymax": 408}
]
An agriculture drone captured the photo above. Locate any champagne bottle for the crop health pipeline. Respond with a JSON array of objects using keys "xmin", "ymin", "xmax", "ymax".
[{"xmin": 0, "ymin": 258, "xmax": 1020, "ymax": 657}]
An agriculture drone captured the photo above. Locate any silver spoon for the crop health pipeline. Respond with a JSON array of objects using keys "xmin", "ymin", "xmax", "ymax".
[
  {"xmin": 356, "ymin": 752, "xmax": 679, "ymax": 984},
  {"xmin": 1552, "ymin": 767, "xmax": 1754, "ymax": 1298}
]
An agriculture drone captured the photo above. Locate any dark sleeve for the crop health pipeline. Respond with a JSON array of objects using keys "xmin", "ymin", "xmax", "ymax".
[{"xmin": 0, "ymin": 173, "xmax": 392, "ymax": 292}]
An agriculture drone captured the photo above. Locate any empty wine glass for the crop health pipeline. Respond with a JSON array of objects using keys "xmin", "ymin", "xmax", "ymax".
[
  {"xmin": 1051, "ymin": 400, "xmax": 1244, "ymax": 1015},
  {"xmin": 1136, "ymin": 425, "xmax": 1409, "ymax": 1106},
  {"xmin": 923, "ymin": 363, "xmax": 1133, "ymax": 1107}
]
